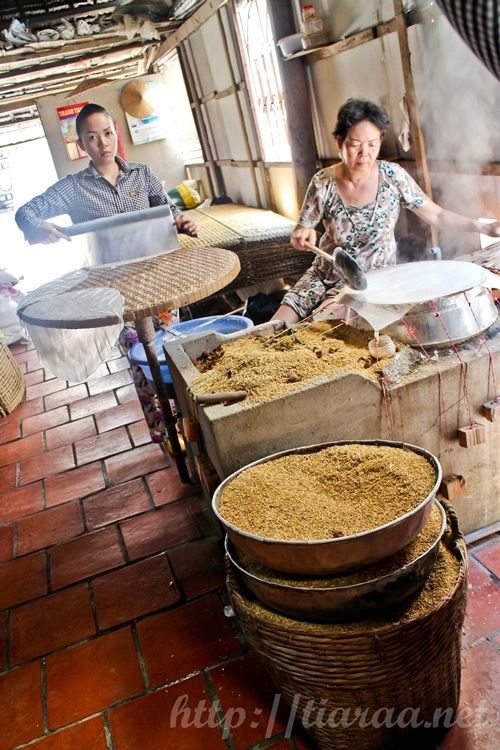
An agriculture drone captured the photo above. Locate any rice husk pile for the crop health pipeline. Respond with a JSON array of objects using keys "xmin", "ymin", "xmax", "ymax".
[
  {"xmin": 239, "ymin": 502, "xmax": 443, "ymax": 588},
  {"xmin": 218, "ymin": 444, "xmax": 437, "ymax": 539},
  {"xmin": 239, "ymin": 543, "xmax": 462, "ymax": 630},
  {"xmin": 191, "ymin": 322, "xmax": 399, "ymax": 405}
]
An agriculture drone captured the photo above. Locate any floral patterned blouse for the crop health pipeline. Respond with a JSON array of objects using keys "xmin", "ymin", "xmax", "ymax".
[{"xmin": 282, "ymin": 160, "xmax": 428, "ymax": 318}]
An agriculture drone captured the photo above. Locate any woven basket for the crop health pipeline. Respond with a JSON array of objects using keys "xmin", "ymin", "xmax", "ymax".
[
  {"xmin": 0, "ymin": 343, "xmax": 25, "ymax": 417},
  {"xmin": 227, "ymin": 500, "xmax": 467, "ymax": 750}
]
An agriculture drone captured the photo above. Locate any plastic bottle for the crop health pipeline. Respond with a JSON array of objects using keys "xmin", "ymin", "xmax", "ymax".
[
  {"xmin": 301, "ymin": 4, "xmax": 316, "ymax": 23},
  {"xmin": 301, "ymin": 4, "xmax": 327, "ymax": 49}
]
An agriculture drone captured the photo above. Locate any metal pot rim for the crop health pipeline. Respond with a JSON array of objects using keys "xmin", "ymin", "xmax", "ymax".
[
  {"xmin": 212, "ymin": 438, "xmax": 442, "ymax": 546},
  {"xmin": 225, "ymin": 498, "xmax": 445, "ymax": 593}
]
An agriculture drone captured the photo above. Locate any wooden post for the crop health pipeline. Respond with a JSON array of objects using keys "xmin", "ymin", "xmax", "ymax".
[
  {"xmin": 393, "ymin": 0, "xmax": 437, "ymax": 246},
  {"xmin": 267, "ymin": 0, "xmax": 317, "ymax": 207},
  {"xmin": 393, "ymin": 1, "xmax": 432, "ymax": 196}
]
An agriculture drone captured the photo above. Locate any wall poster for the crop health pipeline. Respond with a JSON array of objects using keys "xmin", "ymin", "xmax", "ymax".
[
  {"xmin": 124, "ymin": 111, "xmax": 166, "ymax": 146},
  {"xmin": 56, "ymin": 101, "xmax": 89, "ymax": 160}
]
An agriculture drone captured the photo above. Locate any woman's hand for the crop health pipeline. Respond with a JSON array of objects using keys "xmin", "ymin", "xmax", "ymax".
[
  {"xmin": 416, "ymin": 202, "xmax": 500, "ymax": 238},
  {"xmin": 313, "ymin": 297, "xmax": 345, "ymax": 321},
  {"xmin": 175, "ymin": 213, "xmax": 198, "ymax": 237},
  {"xmin": 291, "ymin": 226, "xmax": 317, "ymax": 251},
  {"xmin": 478, "ymin": 219, "xmax": 500, "ymax": 237},
  {"xmin": 36, "ymin": 221, "xmax": 71, "ymax": 245}
]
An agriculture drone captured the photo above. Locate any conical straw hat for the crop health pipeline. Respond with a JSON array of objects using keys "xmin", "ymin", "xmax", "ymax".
[{"xmin": 120, "ymin": 80, "xmax": 156, "ymax": 119}]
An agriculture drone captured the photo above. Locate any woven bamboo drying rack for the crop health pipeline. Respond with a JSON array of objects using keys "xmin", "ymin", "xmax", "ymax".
[
  {"xmin": 227, "ymin": 500, "xmax": 467, "ymax": 750},
  {"xmin": 18, "ymin": 246, "xmax": 241, "ymax": 325},
  {"xmin": 17, "ymin": 245, "xmax": 241, "ymax": 484},
  {"xmin": 178, "ymin": 204, "xmax": 311, "ymax": 289},
  {"xmin": 0, "ymin": 342, "xmax": 25, "ymax": 417}
]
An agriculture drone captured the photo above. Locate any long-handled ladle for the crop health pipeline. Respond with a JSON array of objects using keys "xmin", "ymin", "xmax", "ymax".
[{"xmin": 303, "ymin": 241, "xmax": 367, "ymax": 291}]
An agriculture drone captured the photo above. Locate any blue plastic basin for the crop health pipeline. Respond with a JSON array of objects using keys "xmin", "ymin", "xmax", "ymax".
[{"xmin": 128, "ymin": 315, "xmax": 253, "ymax": 383}]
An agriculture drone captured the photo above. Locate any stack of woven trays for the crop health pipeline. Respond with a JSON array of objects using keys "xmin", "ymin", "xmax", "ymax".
[
  {"xmin": 214, "ymin": 441, "xmax": 468, "ymax": 750},
  {"xmin": 0, "ymin": 342, "xmax": 25, "ymax": 417}
]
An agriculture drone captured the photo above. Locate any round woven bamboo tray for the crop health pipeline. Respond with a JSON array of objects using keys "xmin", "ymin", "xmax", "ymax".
[
  {"xmin": 227, "ymin": 500, "xmax": 467, "ymax": 750},
  {"xmin": 18, "ymin": 246, "xmax": 241, "ymax": 324}
]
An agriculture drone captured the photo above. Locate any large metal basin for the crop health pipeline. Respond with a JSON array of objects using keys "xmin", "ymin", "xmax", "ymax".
[
  {"xmin": 351, "ymin": 285, "xmax": 497, "ymax": 347},
  {"xmin": 225, "ymin": 499, "xmax": 445, "ymax": 621},
  {"xmin": 212, "ymin": 439, "xmax": 442, "ymax": 575}
]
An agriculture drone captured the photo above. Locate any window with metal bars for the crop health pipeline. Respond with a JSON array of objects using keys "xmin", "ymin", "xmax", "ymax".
[{"xmin": 234, "ymin": 0, "xmax": 291, "ymax": 162}]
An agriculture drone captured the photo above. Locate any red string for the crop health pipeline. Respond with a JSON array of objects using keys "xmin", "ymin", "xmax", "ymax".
[
  {"xmin": 378, "ymin": 375, "xmax": 394, "ymax": 439},
  {"xmin": 400, "ymin": 318, "xmax": 455, "ymax": 477},
  {"xmin": 463, "ymin": 290, "xmax": 499, "ymax": 403},
  {"xmin": 428, "ymin": 300, "xmax": 475, "ymax": 426}
]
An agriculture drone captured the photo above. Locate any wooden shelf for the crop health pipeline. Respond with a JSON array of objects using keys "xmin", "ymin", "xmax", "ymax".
[
  {"xmin": 284, "ymin": 29, "xmax": 375, "ymax": 62},
  {"xmin": 284, "ymin": 18, "xmax": 400, "ymax": 64}
]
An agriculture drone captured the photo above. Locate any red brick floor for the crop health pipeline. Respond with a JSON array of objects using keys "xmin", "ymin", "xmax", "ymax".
[{"xmin": 0, "ymin": 340, "xmax": 499, "ymax": 750}]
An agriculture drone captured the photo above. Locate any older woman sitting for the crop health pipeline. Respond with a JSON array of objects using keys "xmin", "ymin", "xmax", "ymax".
[{"xmin": 274, "ymin": 98, "xmax": 500, "ymax": 324}]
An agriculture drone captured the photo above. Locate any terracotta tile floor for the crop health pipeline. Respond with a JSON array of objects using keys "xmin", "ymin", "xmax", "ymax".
[{"xmin": 0, "ymin": 340, "xmax": 499, "ymax": 750}]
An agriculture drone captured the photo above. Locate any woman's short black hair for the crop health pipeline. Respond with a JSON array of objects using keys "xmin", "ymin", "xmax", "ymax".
[
  {"xmin": 333, "ymin": 99, "xmax": 390, "ymax": 140},
  {"xmin": 75, "ymin": 103, "xmax": 113, "ymax": 139}
]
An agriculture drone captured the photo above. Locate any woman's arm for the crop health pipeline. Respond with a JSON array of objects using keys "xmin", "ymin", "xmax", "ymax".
[
  {"xmin": 414, "ymin": 200, "xmax": 500, "ymax": 237},
  {"xmin": 15, "ymin": 178, "xmax": 75, "ymax": 244},
  {"xmin": 145, "ymin": 165, "xmax": 198, "ymax": 237},
  {"xmin": 291, "ymin": 170, "xmax": 331, "ymax": 250}
]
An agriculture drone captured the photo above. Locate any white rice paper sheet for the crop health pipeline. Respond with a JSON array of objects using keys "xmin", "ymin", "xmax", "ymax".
[{"xmin": 335, "ymin": 261, "xmax": 500, "ymax": 331}]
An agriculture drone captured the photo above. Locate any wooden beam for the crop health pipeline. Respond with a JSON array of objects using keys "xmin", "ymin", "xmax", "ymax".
[
  {"xmin": 0, "ymin": 99, "xmax": 36, "ymax": 115},
  {"xmin": 287, "ymin": 28, "xmax": 375, "ymax": 62},
  {"xmin": 392, "ymin": 4, "xmax": 432, "ymax": 195},
  {"xmin": 12, "ymin": 2, "xmax": 119, "ymax": 26},
  {"xmin": 154, "ymin": 0, "xmax": 229, "ymax": 64},
  {"xmin": 199, "ymin": 82, "xmax": 244, "ymax": 104},
  {"xmin": 429, "ymin": 160, "xmax": 500, "ymax": 177},
  {"xmin": 263, "ymin": 161, "xmax": 293, "ymax": 168},
  {"xmin": 392, "ymin": 1, "xmax": 437, "ymax": 245},
  {"xmin": 0, "ymin": 56, "xmax": 142, "ymax": 96},
  {"xmin": 284, "ymin": 17, "xmax": 402, "ymax": 63},
  {"xmin": 0, "ymin": 43, "xmax": 146, "ymax": 86},
  {"xmin": 0, "ymin": 67, "xmax": 139, "ymax": 109},
  {"xmin": 216, "ymin": 159, "xmax": 257, "ymax": 167},
  {"xmin": 0, "ymin": 34, "xmax": 146, "ymax": 70}
]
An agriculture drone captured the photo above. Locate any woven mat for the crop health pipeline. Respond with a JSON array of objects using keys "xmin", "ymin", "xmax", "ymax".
[
  {"xmin": 179, "ymin": 204, "xmax": 294, "ymax": 252},
  {"xmin": 19, "ymin": 246, "xmax": 240, "ymax": 325}
]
